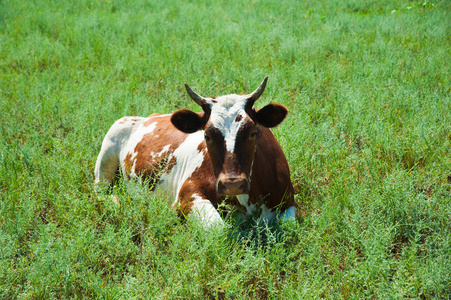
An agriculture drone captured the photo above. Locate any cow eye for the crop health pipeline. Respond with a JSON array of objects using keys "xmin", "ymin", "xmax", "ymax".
[
  {"xmin": 250, "ymin": 131, "xmax": 257, "ymax": 139},
  {"xmin": 204, "ymin": 135, "xmax": 211, "ymax": 142}
]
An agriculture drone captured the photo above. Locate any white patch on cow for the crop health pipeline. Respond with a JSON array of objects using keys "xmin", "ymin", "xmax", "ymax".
[
  {"xmin": 153, "ymin": 131, "xmax": 205, "ymax": 205},
  {"xmin": 119, "ymin": 121, "xmax": 158, "ymax": 173},
  {"xmin": 260, "ymin": 204, "xmax": 276, "ymax": 221},
  {"xmin": 95, "ymin": 116, "xmax": 149, "ymax": 189},
  {"xmin": 190, "ymin": 194, "xmax": 224, "ymax": 227},
  {"xmin": 160, "ymin": 144, "xmax": 171, "ymax": 155},
  {"xmin": 206, "ymin": 95, "xmax": 247, "ymax": 152},
  {"xmin": 279, "ymin": 206, "xmax": 297, "ymax": 221},
  {"xmin": 236, "ymin": 194, "xmax": 255, "ymax": 215}
]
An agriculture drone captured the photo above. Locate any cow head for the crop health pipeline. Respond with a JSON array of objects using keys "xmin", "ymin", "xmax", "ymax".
[{"xmin": 171, "ymin": 77, "xmax": 288, "ymax": 196}]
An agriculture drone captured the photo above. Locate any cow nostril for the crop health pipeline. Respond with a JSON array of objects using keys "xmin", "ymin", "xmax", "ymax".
[{"xmin": 217, "ymin": 181, "xmax": 226, "ymax": 191}]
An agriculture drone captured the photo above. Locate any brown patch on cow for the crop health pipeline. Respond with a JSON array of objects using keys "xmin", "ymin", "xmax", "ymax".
[
  {"xmin": 235, "ymin": 114, "xmax": 243, "ymax": 122},
  {"xmin": 246, "ymin": 127, "xmax": 295, "ymax": 211},
  {"xmin": 123, "ymin": 152, "xmax": 134, "ymax": 173},
  {"xmin": 127, "ymin": 114, "xmax": 188, "ymax": 189}
]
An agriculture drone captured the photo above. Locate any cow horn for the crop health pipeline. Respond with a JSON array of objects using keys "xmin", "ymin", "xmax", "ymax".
[
  {"xmin": 247, "ymin": 76, "xmax": 268, "ymax": 106},
  {"xmin": 184, "ymin": 83, "xmax": 205, "ymax": 107}
]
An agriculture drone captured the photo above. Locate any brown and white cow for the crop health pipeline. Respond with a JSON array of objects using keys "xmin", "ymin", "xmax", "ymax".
[{"xmin": 95, "ymin": 77, "xmax": 296, "ymax": 226}]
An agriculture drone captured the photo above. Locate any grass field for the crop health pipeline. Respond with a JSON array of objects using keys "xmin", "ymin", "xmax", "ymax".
[{"xmin": 1, "ymin": 0, "xmax": 450, "ymax": 298}]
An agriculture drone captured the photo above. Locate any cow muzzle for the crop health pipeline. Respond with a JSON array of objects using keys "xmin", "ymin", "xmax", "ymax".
[{"xmin": 216, "ymin": 174, "xmax": 249, "ymax": 196}]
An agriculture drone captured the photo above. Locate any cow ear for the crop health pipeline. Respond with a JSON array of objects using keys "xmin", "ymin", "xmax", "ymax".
[
  {"xmin": 255, "ymin": 104, "xmax": 288, "ymax": 128},
  {"xmin": 171, "ymin": 109, "xmax": 206, "ymax": 133}
]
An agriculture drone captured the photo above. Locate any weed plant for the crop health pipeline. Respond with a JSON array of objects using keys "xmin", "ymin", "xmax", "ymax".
[{"xmin": 1, "ymin": 0, "xmax": 450, "ymax": 298}]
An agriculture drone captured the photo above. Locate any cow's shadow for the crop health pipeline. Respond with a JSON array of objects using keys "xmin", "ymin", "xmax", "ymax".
[{"xmin": 220, "ymin": 210, "xmax": 301, "ymax": 252}]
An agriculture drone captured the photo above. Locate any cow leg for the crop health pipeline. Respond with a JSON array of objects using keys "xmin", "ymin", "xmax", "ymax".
[
  {"xmin": 189, "ymin": 194, "xmax": 224, "ymax": 227},
  {"xmin": 279, "ymin": 205, "xmax": 297, "ymax": 221},
  {"xmin": 94, "ymin": 139, "xmax": 119, "ymax": 193}
]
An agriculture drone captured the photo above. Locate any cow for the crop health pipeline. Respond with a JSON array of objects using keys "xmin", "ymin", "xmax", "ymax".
[{"xmin": 94, "ymin": 77, "xmax": 297, "ymax": 226}]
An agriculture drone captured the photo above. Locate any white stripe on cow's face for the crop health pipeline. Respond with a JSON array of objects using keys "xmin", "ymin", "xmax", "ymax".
[{"xmin": 206, "ymin": 94, "xmax": 248, "ymax": 152}]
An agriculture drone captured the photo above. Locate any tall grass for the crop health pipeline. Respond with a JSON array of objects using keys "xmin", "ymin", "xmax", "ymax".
[{"xmin": 1, "ymin": 0, "xmax": 450, "ymax": 298}]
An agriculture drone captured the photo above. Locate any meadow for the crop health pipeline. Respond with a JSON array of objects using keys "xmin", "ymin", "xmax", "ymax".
[{"xmin": 1, "ymin": 0, "xmax": 450, "ymax": 298}]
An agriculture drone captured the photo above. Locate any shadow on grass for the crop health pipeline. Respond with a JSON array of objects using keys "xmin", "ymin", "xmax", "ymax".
[{"xmin": 221, "ymin": 210, "xmax": 301, "ymax": 253}]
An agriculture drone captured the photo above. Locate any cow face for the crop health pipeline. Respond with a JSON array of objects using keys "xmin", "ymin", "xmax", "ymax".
[{"xmin": 171, "ymin": 77, "xmax": 288, "ymax": 196}]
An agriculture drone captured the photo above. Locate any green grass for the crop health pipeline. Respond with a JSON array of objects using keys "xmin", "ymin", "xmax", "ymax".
[{"xmin": 1, "ymin": 0, "xmax": 450, "ymax": 298}]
